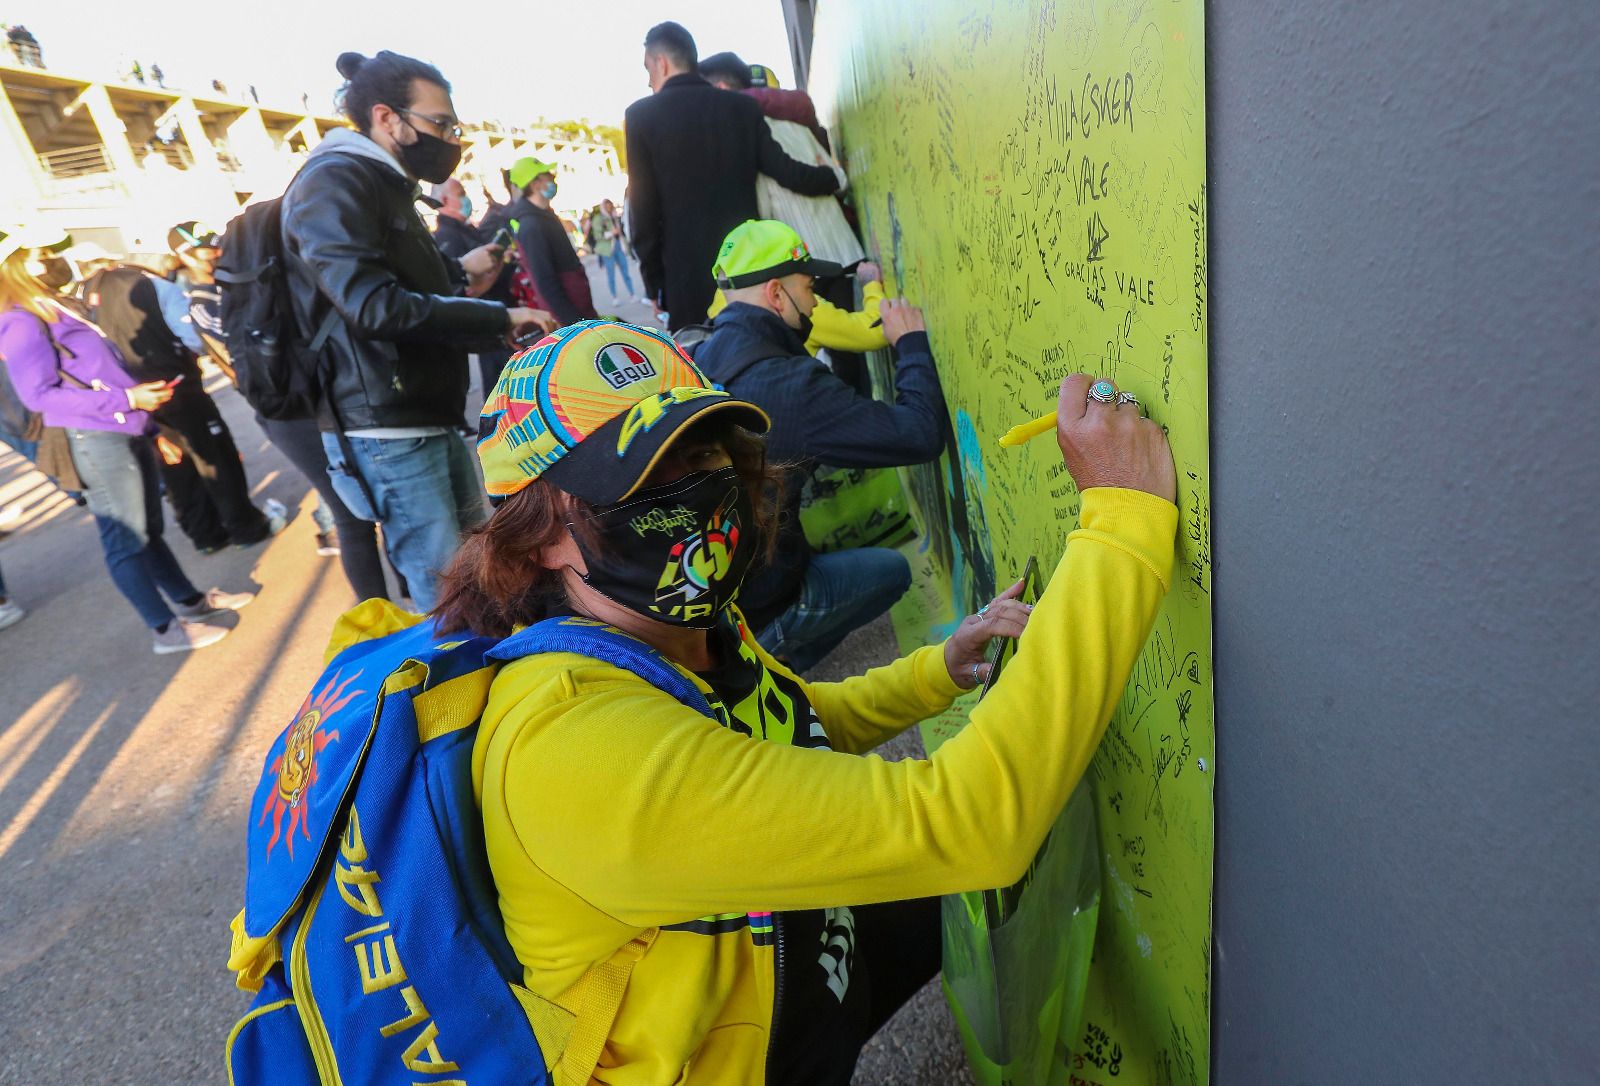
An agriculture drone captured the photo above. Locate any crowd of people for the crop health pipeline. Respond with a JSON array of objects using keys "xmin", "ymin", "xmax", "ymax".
[{"xmin": 3, "ymin": 21, "xmax": 1180, "ymax": 1083}]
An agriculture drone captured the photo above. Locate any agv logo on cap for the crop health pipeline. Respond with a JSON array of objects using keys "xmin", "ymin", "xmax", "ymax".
[{"xmin": 595, "ymin": 342, "xmax": 658, "ymax": 391}]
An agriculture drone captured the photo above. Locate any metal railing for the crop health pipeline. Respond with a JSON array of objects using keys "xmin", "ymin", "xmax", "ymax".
[{"xmin": 38, "ymin": 144, "xmax": 113, "ymax": 178}]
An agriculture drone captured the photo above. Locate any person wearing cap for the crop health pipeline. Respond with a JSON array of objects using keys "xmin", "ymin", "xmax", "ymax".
[
  {"xmin": 0, "ymin": 226, "xmax": 255, "ymax": 654},
  {"xmin": 626, "ymin": 21, "xmax": 842, "ymax": 331},
  {"xmin": 693, "ymin": 220, "xmax": 947, "ymax": 672},
  {"xmin": 422, "ymin": 317, "xmax": 1178, "ymax": 1083},
  {"xmin": 505, "ymin": 156, "xmax": 599, "ymax": 327}
]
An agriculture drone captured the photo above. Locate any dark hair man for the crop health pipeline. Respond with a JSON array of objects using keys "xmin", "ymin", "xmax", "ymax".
[
  {"xmin": 693, "ymin": 220, "xmax": 949, "ymax": 671},
  {"xmin": 698, "ymin": 51, "xmax": 831, "ymax": 150},
  {"xmin": 280, "ymin": 49, "xmax": 554, "ymax": 610},
  {"xmin": 625, "ymin": 22, "xmax": 842, "ymax": 331},
  {"xmin": 502, "ymin": 157, "xmax": 598, "ymax": 328}
]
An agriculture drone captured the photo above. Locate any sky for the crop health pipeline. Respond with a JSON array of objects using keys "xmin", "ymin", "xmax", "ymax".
[{"xmin": 2, "ymin": 0, "xmax": 797, "ymax": 127}]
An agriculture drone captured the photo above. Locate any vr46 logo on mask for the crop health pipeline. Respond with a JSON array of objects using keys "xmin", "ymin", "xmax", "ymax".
[
  {"xmin": 595, "ymin": 343, "xmax": 658, "ymax": 390},
  {"xmin": 652, "ymin": 489, "xmax": 743, "ymax": 624}
]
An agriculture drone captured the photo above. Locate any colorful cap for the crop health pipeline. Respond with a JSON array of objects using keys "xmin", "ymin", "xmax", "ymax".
[
  {"xmin": 168, "ymin": 220, "xmax": 220, "ymax": 252},
  {"xmin": 478, "ymin": 319, "xmax": 770, "ymax": 504},
  {"xmin": 509, "ymin": 157, "xmax": 558, "ymax": 192},
  {"xmin": 712, "ymin": 219, "xmax": 843, "ymax": 289}
]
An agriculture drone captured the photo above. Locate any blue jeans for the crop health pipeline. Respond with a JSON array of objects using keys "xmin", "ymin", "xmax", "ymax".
[
  {"xmin": 69, "ymin": 429, "xmax": 201, "ymax": 629},
  {"xmin": 755, "ymin": 547, "xmax": 912, "ymax": 673},
  {"xmin": 600, "ymin": 248, "xmax": 635, "ymax": 298},
  {"xmin": 321, "ymin": 431, "xmax": 486, "ymax": 612},
  {"xmin": 0, "ymin": 427, "xmax": 38, "ymax": 463}
]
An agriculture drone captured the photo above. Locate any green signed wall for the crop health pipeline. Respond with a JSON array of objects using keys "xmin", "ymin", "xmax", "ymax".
[{"xmin": 809, "ymin": 2, "xmax": 1213, "ymax": 1080}]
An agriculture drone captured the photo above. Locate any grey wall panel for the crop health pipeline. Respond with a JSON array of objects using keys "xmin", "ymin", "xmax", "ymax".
[{"xmin": 1208, "ymin": 1, "xmax": 1599, "ymax": 1080}]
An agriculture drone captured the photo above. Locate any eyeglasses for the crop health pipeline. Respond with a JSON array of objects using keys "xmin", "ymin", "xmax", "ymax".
[{"xmin": 398, "ymin": 108, "xmax": 463, "ymax": 141}]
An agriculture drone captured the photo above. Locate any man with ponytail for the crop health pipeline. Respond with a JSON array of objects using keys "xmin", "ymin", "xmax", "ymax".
[{"xmin": 279, "ymin": 50, "xmax": 556, "ymax": 610}]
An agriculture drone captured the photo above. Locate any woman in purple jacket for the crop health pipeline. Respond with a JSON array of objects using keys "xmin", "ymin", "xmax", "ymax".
[{"xmin": 0, "ymin": 237, "xmax": 251, "ymax": 653}]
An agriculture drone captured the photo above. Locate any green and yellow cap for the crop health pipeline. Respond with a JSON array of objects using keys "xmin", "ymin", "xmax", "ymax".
[
  {"xmin": 478, "ymin": 319, "xmax": 770, "ymax": 504},
  {"xmin": 711, "ymin": 219, "xmax": 844, "ymax": 289},
  {"xmin": 508, "ymin": 157, "xmax": 558, "ymax": 192}
]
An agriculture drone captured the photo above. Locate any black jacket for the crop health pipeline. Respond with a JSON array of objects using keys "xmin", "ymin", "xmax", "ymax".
[
  {"xmin": 625, "ymin": 74, "xmax": 839, "ymax": 330},
  {"xmin": 693, "ymin": 302, "xmax": 946, "ymax": 627},
  {"xmin": 512, "ymin": 202, "xmax": 594, "ymax": 327},
  {"xmin": 281, "ymin": 131, "xmax": 509, "ymax": 431},
  {"xmin": 433, "ymin": 212, "xmax": 517, "ymax": 315},
  {"xmin": 431, "ymin": 212, "xmax": 484, "ymax": 261},
  {"xmin": 82, "ymin": 267, "xmax": 201, "ymax": 385}
]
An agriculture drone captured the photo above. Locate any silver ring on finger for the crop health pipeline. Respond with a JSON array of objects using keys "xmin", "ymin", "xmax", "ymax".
[
  {"xmin": 1087, "ymin": 379, "xmax": 1118, "ymax": 405},
  {"xmin": 971, "ymin": 662, "xmax": 982, "ymax": 684},
  {"xmin": 977, "ymin": 604, "xmax": 990, "ymax": 617},
  {"xmin": 1116, "ymin": 391, "xmax": 1139, "ymax": 407}
]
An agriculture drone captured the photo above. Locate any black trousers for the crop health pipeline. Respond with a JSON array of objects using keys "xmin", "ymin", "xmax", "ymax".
[
  {"xmin": 256, "ymin": 415, "xmax": 390, "ymax": 602},
  {"xmin": 771, "ymin": 895, "xmax": 943, "ymax": 1086},
  {"xmin": 153, "ymin": 384, "xmax": 268, "ymax": 545}
]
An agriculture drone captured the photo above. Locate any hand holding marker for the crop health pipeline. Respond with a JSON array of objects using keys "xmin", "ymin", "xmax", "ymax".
[{"xmin": 998, "ymin": 380, "xmax": 1141, "ymax": 448}]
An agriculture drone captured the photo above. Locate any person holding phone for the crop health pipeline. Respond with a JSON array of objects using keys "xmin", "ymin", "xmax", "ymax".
[
  {"xmin": 282, "ymin": 51, "xmax": 555, "ymax": 612},
  {"xmin": 0, "ymin": 231, "xmax": 252, "ymax": 653},
  {"xmin": 85, "ymin": 257, "xmax": 284, "ymax": 549},
  {"xmin": 431, "ymin": 178, "xmax": 521, "ymax": 396}
]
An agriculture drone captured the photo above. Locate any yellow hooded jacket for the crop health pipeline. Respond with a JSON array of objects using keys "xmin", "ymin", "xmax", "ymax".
[
  {"xmin": 472, "ymin": 487, "xmax": 1177, "ymax": 1084},
  {"xmin": 707, "ymin": 279, "xmax": 889, "ymax": 355}
]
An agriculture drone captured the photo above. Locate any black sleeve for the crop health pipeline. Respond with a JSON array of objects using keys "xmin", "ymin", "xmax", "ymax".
[
  {"xmin": 283, "ymin": 161, "xmax": 507, "ymax": 341},
  {"xmin": 624, "ymin": 105, "xmax": 664, "ymax": 303},
  {"xmin": 789, "ymin": 333, "xmax": 946, "ymax": 467},
  {"xmin": 754, "ymin": 111, "xmax": 840, "ymax": 197},
  {"xmin": 518, "ymin": 216, "xmax": 583, "ymax": 327}
]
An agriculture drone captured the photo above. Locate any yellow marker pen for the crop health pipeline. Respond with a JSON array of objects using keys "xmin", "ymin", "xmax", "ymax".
[{"xmin": 997, "ymin": 412, "xmax": 1057, "ymax": 448}]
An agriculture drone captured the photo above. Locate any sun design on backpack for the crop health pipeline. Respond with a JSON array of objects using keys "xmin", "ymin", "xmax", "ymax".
[{"xmin": 257, "ymin": 669, "xmax": 363, "ymax": 860}]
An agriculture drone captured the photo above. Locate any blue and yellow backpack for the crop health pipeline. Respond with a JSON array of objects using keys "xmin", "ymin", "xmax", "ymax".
[{"xmin": 225, "ymin": 602, "xmax": 717, "ymax": 1085}]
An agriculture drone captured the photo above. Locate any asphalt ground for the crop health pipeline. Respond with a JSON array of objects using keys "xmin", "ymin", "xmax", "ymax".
[{"xmin": 0, "ymin": 254, "xmax": 972, "ymax": 1084}]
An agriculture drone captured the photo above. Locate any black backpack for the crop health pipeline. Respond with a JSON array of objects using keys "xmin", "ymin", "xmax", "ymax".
[{"xmin": 214, "ymin": 187, "xmax": 338, "ymax": 420}]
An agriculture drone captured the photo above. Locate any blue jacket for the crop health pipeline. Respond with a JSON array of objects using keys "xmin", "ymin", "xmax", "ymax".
[{"xmin": 693, "ymin": 301, "xmax": 946, "ymax": 627}]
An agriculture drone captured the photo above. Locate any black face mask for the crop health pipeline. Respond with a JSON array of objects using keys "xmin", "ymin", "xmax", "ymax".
[
  {"xmin": 779, "ymin": 283, "xmax": 813, "ymax": 345},
  {"xmin": 396, "ymin": 121, "xmax": 462, "ymax": 184},
  {"xmin": 570, "ymin": 467, "xmax": 755, "ymax": 629}
]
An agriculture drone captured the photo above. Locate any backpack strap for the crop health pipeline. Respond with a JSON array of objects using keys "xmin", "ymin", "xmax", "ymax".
[
  {"xmin": 487, "ymin": 616, "xmax": 713, "ymax": 1083},
  {"xmin": 488, "ymin": 615, "xmax": 716, "ymax": 718},
  {"xmin": 556, "ymin": 930, "xmax": 657, "ymax": 1086}
]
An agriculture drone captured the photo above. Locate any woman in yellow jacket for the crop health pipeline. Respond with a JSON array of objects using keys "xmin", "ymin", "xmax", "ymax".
[{"xmin": 442, "ymin": 319, "xmax": 1177, "ymax": 1085}]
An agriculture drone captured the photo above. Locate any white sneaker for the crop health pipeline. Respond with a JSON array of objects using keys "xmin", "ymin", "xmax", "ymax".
[
  {"xmin": 174, "ymin": 587, "xmax": 256, "ymax": 619},
  {"xmin": 0, "ymin": 598, "xmax": 26, "ymax": 631},
  {"xmin": 152, "ymin": 618, "xmax": 230, "ymax": 654},
  {"xmin": 315, "ymin": 530, "xmax": 341, "ymax": 557}
]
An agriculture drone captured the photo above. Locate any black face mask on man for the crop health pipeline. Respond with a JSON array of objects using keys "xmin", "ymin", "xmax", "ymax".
[
  {"xmin": 778, "ymin": 283, "xmax": 813, "ymax": 345},
  {"xmin": 569, "ymin": 466, "xmax": 755, "ymax": 629},
  {"xmin": 395, "ymin": 119, "xmax": 462, "ymax": 184}
]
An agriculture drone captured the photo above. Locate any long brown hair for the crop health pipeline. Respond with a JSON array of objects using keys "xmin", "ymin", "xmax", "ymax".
[
  {"xmin": 0, "ymin": 251, "xmax": 59, "ymax": 321},
  {"xmin": 432, "ymin": 420, "xmax": 784, "ymax": 637}
]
